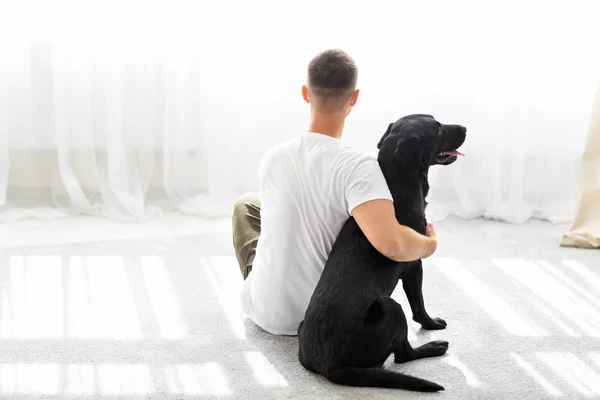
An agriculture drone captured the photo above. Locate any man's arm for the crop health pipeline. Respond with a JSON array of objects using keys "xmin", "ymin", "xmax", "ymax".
[
  {"xmin": 344, "ymin": 155, "xmax": 436, "ymax": 262},
  {"xmin": 352, "ymin": 199, "xmax": 437, "ymax": 262}
]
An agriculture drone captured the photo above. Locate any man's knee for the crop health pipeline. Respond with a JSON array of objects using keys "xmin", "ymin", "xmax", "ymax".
[
  {"xmin": 232, "ymin": 192, "xmax": 261, "ymax": 279},
  {"xmin": 232, "ymin": 192, "xmax": 261, "ymax": 235},
  {"xmin": 233, "ymin": 192, "xmax": 261, "ymax": 211}
]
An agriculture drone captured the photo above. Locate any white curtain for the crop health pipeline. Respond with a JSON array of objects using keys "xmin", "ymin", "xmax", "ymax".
[{"xmin": 1, "ymin": 0, "xmax": 599, "ymax": 224}]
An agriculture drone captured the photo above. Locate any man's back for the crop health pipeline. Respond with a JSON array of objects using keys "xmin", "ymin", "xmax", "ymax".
[
  {"xmin": 240, "ymin": 132, "xmax": 392, "ymax": 335},
  {"xmin": 232, "ymin": 49, "xmax": 436, "ymax": 336}
]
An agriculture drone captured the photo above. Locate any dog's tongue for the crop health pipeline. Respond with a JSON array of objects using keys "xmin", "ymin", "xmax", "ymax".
[{"xmin": 444, "ymin": 150, "xmax": 465, "ymax": 156}]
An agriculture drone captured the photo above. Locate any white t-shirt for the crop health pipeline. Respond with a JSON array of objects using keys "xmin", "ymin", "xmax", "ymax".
[{"xmin": 240, "ymin": 132, "xmax": 393, "ymax": 335}]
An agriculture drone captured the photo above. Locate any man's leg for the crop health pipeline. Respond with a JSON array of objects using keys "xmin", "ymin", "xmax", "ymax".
[{"xmin": 232, "ymin": 192, "xmax": 261, "ymax": 279}]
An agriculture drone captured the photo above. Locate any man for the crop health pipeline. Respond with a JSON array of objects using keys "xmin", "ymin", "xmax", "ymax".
[{"xmin": 232, "ymin": 49, "xmax": 437, "ymax": 336}]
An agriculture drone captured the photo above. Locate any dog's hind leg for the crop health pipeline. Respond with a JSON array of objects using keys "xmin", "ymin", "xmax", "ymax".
[
  {"xmin": 382, "ymin": 295, "xmax": 449, "ymax": 364},
  {"xmin": 297, "ymin": 320, "xmax": 318, "ymax": 373},
  {"xmin": 402, "ymin": 261, "xmax": 447, "ymax": 330},
  {"xmin": 394, "ymin": 338, "xmax": 449, "ymax": 364}
]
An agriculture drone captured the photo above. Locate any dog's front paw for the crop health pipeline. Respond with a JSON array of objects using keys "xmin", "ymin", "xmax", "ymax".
[{"xmin": 415, "ymin": 316, "xmax": 447, "ymax": 330}]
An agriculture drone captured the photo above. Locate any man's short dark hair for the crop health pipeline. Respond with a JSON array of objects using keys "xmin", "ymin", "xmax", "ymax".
[{"xmin": 307, "ymin": 49, "xmax": 358, "ymax": 113}]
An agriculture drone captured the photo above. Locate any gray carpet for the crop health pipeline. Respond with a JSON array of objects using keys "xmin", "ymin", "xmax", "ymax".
[{"xmin": 0, "ymin": 217, "xmax": 599, "ymax": 399}]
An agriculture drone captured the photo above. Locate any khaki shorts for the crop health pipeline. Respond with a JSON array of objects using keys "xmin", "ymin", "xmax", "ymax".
[{"xmin": 231, "ymin": 192, "xmax": 261, "ymax": 279}]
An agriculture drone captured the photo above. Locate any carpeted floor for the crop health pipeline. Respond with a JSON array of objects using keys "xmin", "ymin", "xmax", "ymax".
[{"xmin": 0, "ymin": 215, "xmax": 599, "ymax": 399}]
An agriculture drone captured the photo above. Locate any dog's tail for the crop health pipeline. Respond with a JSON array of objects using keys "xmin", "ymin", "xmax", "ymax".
[{"xmin": 324, "ymin": 367, "xmax": 443, "ymax": 392}]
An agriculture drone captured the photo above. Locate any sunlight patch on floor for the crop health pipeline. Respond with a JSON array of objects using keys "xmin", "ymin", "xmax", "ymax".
[
  {"xmin": 537, "ymin": 260, "xmax": 600, "ymax": 309},
  {"xmin": 1, "ymin": 255, "xmax": 143, "ymax": 340},
  {"xmin": 0, "ymin": 363, "xmax": 237, "ymax": 396},
  {"xmin": 562, "ymin": 260, "xmax": 600, "ymax": 291},
  {"xmin": 433, "ymin": 258, "xmax": 545, "ymax": 337},
  {"xmin": 1, "ymin": 256, "xmax": 64, "ymax": 338},
  {"xmin": 96, "ymin": 364, "xmax": 154, "ymax": 395},
  {"xmin": 494, "ymin": 259, "xmax": 600, "ymax": 337},
  {"xmin": 202, "ymin": 257, "xmax": 247, "ymax": 340},
  {"xmin": 536, "ymin": 352, "xmax": 600, "ymax": 397},
  {"xmin": 0, "ymin": 363, "xmax": 60, "ymax": 396},
  {"xmin": 244, "ymin": 351, "xmax": 288, "ymax": 387},
  {"xmin": 141, "ymin": 256, "xmax": 188, "ymax": 340},
  {"xmin": 443, "ymin": 352, "xmax": 481, "ymax": 387},
  {"xmin": 65, "ymin": 364, "xmax": 94, "ymax": 395},
  {"xmin": 164, "ymin": 363, "xmax": 231, "ymax": 396},
  {"xmin": 510, "ymin": 353, "xmax": 563, "ymax": 397},
  {"xmin": 82, "ymin": 256, "xmax": 142, "ymax": 339}
]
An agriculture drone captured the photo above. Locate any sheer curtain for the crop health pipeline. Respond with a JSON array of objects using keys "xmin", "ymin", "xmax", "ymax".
[{"xmin": 1, "ymin": 0, "xmax": 599, "ymax": 224}]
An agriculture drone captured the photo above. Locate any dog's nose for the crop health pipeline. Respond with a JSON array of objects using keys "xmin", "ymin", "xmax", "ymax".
[{"xmin": 460, "ymin": 126, "xmax": 467, "ymax": 135}]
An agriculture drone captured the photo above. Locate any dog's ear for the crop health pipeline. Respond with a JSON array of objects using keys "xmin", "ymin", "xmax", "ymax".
[
  {"xmin": 394, "ymin": 135, "xmax": 424, "ymax": 172},
  {"xmin": 377, "ymin": 123, "xmax": 394, "ymax": 149}
]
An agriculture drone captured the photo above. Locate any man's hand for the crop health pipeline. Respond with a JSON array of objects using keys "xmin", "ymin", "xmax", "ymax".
[
  {"xmin": 425, "ymin": 220, "xmax": 436, "ymax": 240},
  {"xmin": 423, "ymin": 220, "xmax": 437, "ymax": 258}
]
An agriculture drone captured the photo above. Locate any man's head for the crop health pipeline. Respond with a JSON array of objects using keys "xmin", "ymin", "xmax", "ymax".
[{"xmin": 302, "ymin": 49, "xmax": 359, "ymax": 115}]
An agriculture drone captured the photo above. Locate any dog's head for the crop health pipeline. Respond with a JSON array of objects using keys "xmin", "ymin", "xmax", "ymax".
[{"xmin": 377, "ymin": 114, "xmax": 466, "ymax": 176}]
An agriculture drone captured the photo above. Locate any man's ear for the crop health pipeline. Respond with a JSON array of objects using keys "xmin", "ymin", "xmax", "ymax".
[
  {"xmin": 377, "ymin": 123, "xmax": 394, "ymax": 149},
  {"xmin": 349, "ymin": 89, "xmax": 359, "ymax": 107},
  {"xmin": 301, "ymin": 85, "xmax": 310, "ymax": 104},
  {"xmin": 394, "ymin": 135, "xmax": 424, "ymax": 172}
]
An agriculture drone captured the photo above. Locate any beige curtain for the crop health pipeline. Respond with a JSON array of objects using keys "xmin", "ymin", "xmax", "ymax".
[{"xmin": 561, "ymin": 81, "xmax": 600, "ymax": 248}]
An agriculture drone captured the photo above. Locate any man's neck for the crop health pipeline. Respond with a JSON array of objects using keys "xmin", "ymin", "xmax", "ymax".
[{"xmin": 307, "ymin": 112, "xmax": 346, "ymax": 140}]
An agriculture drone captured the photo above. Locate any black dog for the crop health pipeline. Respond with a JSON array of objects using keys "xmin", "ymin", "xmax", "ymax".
[{"xmin": 297, "ymin": 114, "xmax": 467, "ymax": 392}]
